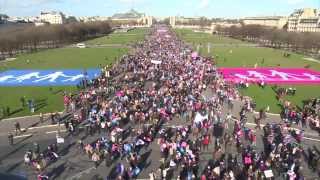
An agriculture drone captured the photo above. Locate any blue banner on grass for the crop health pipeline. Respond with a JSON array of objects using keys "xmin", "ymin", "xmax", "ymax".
[{"xmin": 0, "ymin": 69, "xmax": 100, "ymax": 86}]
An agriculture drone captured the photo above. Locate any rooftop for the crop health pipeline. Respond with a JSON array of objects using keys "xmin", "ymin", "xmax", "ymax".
[
  {"xmin": 111, "ymin": 9, "xmax": 145, "ymax": 19},
  {"xmin": 243, "ymin": 16, "xmax": 287, "ymax": 20}
]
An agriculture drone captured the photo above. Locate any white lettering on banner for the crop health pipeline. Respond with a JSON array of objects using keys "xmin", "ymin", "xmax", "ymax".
[
  {"xmin": 234, "ymin": 73, "xmax": 250, "ymax": 80},
  {"xmin": 302, "ymin": 73, "xmax": 320, "ymax": 80},
  {"xmin": 231, "ymin": 70, "xmax": 318, "ymax": 81},
  {"xmin": 247, "ymin": 71, "xmax": 268, "ymax": 80},
  {"xmin": 0, "ymin": 75, "xmax": 15, "ymax": 82},
  {"xmin": 62, "ymin": 74, "xmax": 84, "ymax": 82},
  {"xmin": 0, "ymin": 71, "xmax": 95, "ymax": 85},
  {"xmin": 269, "ymin": 70, "xmax": 303, "ymax": 80},
  {"xmin": 33, "ymin": 72, "xmax": 67, "ymax": 83},
  {"xmin": 14, "ymin": 72, "xmax": 40, "ymax": 82}
]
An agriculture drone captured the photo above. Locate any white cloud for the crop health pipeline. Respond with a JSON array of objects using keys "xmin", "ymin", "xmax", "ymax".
[{"xmin": 198, "ymin": 0, "xmax": 210, "ymax": 9}]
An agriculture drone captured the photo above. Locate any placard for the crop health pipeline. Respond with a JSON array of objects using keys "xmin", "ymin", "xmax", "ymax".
[{"xmin": 264, "ymin": 170, "xmax": 274, "ymax": 178}]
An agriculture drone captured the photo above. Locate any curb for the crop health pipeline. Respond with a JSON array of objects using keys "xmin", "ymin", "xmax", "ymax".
[
  {"xmin": 253, "ymin": 111, "xmax": 280, "ymax": 116},
  {"xmin": 2, "ymin": 112, "xmax": 63, "ymax": 121},
  {"xmin": 234, "ymin": 99, "xmax": 280, "ymax": 116}
]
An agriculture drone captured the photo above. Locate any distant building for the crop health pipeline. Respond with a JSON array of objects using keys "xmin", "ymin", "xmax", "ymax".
[
  {"xmin": 7, "ymin": 16, "xmax": 39, "ymax": 24},
  {"xmin": 34, "ymin": 22, "xmax": 49, "ymax": 26},
  {"xmin": 0, "ymin": 14, "xmax": 9, "ymax": 24},
  {"xmin": 40, "ymin": 11, "xmax": 66, "ymax": 24},
  {"xmin": 288, "ymin": 8, "xmax": 320, "ymax": 32},
  {"xmin": 211, "ymin": 21, "xmax": 242, "ymax": 32},
  {"xmin": 169, "ymin": 16, "xmax": 212, "ymax": 32},
  {"xmin": 170, "ymin": 16, "xmax": 202, "ymax": 26},
  {"xmin": 111, "ymin": 9, "xmax": 153, "ymax": 27},
  {"xmin": 242, "ymin": 16, "xmax": 288, "ymax": 29},
  {"xmin": 78, "ymin": 16, "xmax": 109, "ymax": 22},
  {"xmin": 169, "ymin": 16, "xmax": 176, "ymax": 27}
]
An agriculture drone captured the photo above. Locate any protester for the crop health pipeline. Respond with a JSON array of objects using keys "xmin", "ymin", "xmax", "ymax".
[{"xmin": 14, "ymin": 121, "xmax": 22, "ymax": 135}]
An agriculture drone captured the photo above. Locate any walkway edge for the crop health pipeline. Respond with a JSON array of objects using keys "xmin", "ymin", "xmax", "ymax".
[{"xmin": 1, "ymin": 112, "xmax": 63, "ymax": 121}]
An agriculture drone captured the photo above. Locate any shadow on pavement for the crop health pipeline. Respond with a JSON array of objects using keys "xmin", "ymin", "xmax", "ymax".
[
  {"xmin": 138, "ymin": 149, "xmax": 152, "ymax": 170},
  {"xmin": 47, "ymin": 162, "xmax": 66, "ymax": 179},
  {"xmin": 0, "ymin": 172, "xmax": 27, "ymax": 180},
  {"xmin": 14, "ymin": 135, "xmax": 33, "ymax": 145},
  {"xmin": 34, "ymin": 102, "xmax": 48, "ymax": 112},
  {"xmin": 9, "ymin": 108, "xmax": 23, "ymax": 117},
  {"xmin": 107, "ymin": 165, "xmax": 118, "ymax": 179},
  {"xmin": 0, "ymin": 143, "xmax": 28, "ymax": 163},
  {"xmin": 6, "ymin": 160, "xmax": 23, "ymax": 173},
  {"xmin": 58, "ymin": 142, "xmax": 76, "ymax": 156}
]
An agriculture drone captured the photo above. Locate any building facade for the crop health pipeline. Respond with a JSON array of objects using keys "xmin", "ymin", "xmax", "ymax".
[
  {"xmin": 288, "ymin": 8, "xmax": 320, "ymax": 32},
  {"xmin": 242, "ymin": 16, "xmax": 288, "ymax": 29},
  {"xmin": 211, "ymin": 21, "xmax": 242, "ymax": 32},
  {"xmin": 111, "ymin": 9, "xmax": 153, "ymax": 27},
  {"xmin": 0, "ymin": 14, "xmax": 9, "ymax": 24},
  {"xmin": 170, "ymin": 16, "xmax": 202, "ymax": 26},
  {"xmin": 169, "ymin": 16, "xmax": 176, "ymax": 27},
  {"xmin": 40, "ymin": 11, "xmax": 65, "ymax": 24}
]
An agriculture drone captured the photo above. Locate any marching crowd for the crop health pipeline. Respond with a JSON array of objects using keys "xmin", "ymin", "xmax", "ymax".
[
  {"xmin": 281, "ymin": 98, "xmax": 320, "ymax": 135},
  {"xmin": 19, "ymin": 26, "xmax": 320, "ymax": 179}
]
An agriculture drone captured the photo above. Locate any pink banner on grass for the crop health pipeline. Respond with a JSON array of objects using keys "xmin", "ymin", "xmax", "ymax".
[{"xmin": 218, "ymin": 67, "xmax": 320, "ymax": 85}]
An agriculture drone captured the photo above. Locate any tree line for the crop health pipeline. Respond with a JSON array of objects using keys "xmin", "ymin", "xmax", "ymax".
[
  {"xmin": 0, "ymin": 21, "xmax": 112, "ymax": 59},
  {"xmin": 175, "ymin": 17, "xmax": 212, "ymax": 27},
  {"xmin": 215, "ymin": 24, "xmax": 320, "ymax": 55}
]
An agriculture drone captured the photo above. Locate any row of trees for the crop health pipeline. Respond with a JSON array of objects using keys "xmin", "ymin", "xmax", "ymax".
[
  {"xmin": 216, "ymin": 24, "xmax": 320, "ymax": 54},
  {"xmin": 175, "ymin": 17, "xmax": 212, "ymax": 27},
  {"xmin": 110, "ymin": 20, "xmax": 146, "ymax": 27},
  {"xmin": 0, "ymin": 21, "xmax": 112, "ymax": 58}
]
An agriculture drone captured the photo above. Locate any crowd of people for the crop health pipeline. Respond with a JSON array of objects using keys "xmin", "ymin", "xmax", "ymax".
[
  {"xmin": 281, "ymin": 98, "xmax": 320, "ymax": 135},
  {"xmin": 24, "ymin": 143, "xmax": 59, "ymax": 176},
  {"xmin": 20, "ymin": 25, "xmax": 320, "ymax": 179}
]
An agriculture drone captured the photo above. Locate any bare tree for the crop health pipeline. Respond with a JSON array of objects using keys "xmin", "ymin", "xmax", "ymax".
[{"xmin": 0, "ymin": 20, "xmax": 113, "ymax": 58}]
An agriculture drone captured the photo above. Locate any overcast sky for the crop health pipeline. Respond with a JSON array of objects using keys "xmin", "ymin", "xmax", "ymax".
[{"xmin": 0, "ymin": 0, "xmax": 319, "ymax": 18}]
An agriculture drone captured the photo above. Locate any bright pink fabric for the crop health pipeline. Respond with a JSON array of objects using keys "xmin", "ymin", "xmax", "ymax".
[{"xmin": 219, "ymin": 67, "xmax": 320, "ymax": 84}]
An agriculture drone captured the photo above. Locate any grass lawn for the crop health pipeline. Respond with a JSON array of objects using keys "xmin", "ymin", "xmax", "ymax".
[
  {"xmin": 203, "ymin": 47, "xmax": 320, "ymax": 70},
  {"xmin": 175, "ymin": 29, "xmax": 244, "ymax": 44},
  {"xmin": 175, "ymin": 28, "xmax": 320, "ymax": 113},
  {"xmin": 85, "ymin": 28, "xmax": 148, "ymax": 45},
  {"xmin": 0, "ymin": 47, "xmax": 128, "ymax": 71},
  {"xmin": 0, "ymin": 46, "xmax": 126, "ymax": 118},
  {"xmin": 0, "ymin": 86, "xmax": 77, "ymax": 118},
  {"xmin": 0, "ymin": 29, "xmax": 148, "ymax": 118}
]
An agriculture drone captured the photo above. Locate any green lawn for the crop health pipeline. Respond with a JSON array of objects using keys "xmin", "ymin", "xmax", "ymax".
[
  {"xmin": 211, "ymin": 47, "xmax": 320, "ymax": 70},
  {"xmin": 0, "ymin": 29, "xmax": 148, "ymax": 118},
  {"xmin": 175, "ymin": 28, "xmax": 320, "ymax": 113},
  {"xmin": 85, "ymin": 28, "xmax": 148, "ymax": 45},
  {"xmin": 175, "ymin": 29, "xmax": 244, "ymax": 44},
  {"xmin": 0, "ymin": 86, "xmax": 77, "ymax": 118},
  {"xmin": 0, "ymin": 47, "xmax": 128, "ymax": 71}
]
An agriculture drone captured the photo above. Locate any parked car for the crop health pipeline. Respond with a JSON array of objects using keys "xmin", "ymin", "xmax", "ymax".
[{"xmin": 76, "ymin": 43, "xmax": 86, "ymax": 48}]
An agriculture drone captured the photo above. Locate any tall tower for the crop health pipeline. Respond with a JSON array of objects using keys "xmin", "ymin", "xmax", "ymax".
[
  {"xmin": 147, "ymin": 16, "xmax": 153, "ymax": 27},
  {"xmin": 170, "ymin": 16, "xmax": 176, "ymax": 27}
]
